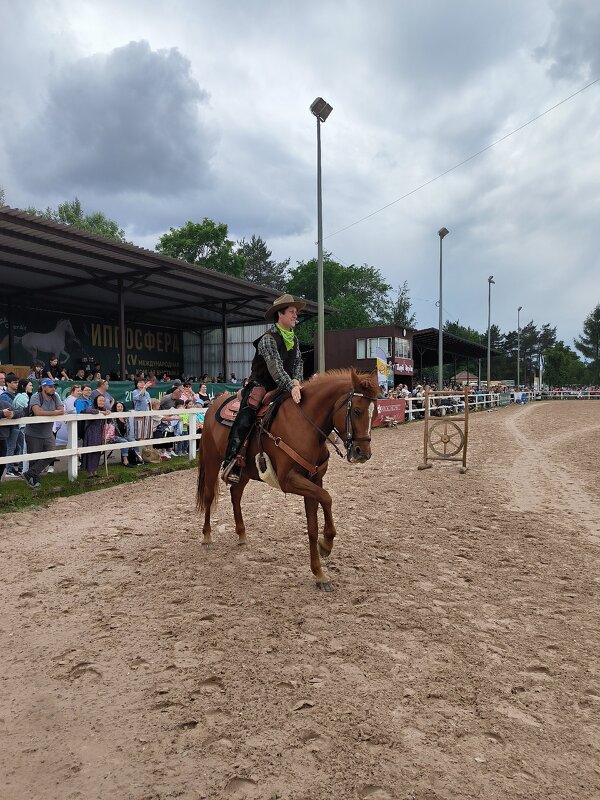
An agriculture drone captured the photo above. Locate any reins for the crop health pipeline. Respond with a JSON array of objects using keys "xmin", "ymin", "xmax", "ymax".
[
  {"xmin": 294, "ymin": 400, "xmax": 346, "ymax": 460},
  {"xmin": 256, "ymin": 384, "xmax": 378, "ymax": 477}
]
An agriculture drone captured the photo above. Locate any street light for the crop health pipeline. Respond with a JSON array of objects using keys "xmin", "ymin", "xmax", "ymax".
[
  {"xmin": 517, "ymin": 305, "xmax": 523, "ymax": 387},
  {"xmin": 487, "ymin": 275, "xmax": 495, "ymax": 390},
  {"xmin": 310, "ymin": 97, "xmax": 333, "ymax": 373},
  {"xmin": 437, "ymin": 227, "xmax": 449, "ymax": 388}
]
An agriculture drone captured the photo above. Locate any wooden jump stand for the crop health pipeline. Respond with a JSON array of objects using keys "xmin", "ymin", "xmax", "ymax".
[{"xmin": 417, "ymin": 387, "xmax": 469, "ymax": 474}]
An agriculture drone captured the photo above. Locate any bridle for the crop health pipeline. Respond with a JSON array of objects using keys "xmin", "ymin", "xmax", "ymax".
[
  {"xmin": 330, "ymin": 390, "xmax": 377, "ymax": 459},
  {"xmin": 262, "ymin": 387, "xmax": 377, "ymax": 475}
]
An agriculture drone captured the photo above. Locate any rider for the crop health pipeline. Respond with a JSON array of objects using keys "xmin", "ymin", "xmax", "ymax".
[{"xmin": 221, "ymin": 294, "xmax": 305, "ymax": 484}]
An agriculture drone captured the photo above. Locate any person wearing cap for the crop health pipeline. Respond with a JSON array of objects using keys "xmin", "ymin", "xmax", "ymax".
[
  {"xmin": 221, "ymin": 293, "xmax": 305, "ymax": 485},
  {"xmin": 22, "ymin": 378, "xmax": 64, "ymax": 489}
]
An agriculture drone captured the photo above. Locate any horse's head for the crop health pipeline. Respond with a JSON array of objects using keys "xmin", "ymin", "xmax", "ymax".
[
  {"xmin": 332, "ymin": 369, "xmax": 379, "ymax": 463},
  {"xmin": 59, "ymin": 319, "xmax": 80, "ymax": 346}
]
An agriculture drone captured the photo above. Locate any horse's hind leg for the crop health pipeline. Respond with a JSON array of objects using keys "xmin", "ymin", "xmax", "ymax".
[
  {"xmin": 229, "ymin": 476, "xmax": 249, "ymax": 545},
  {"xmin": 201, "ymin": 462, "xmax": 221, "ymax": 547}
]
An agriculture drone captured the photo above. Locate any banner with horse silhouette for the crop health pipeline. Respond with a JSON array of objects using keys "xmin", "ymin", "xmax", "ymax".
[{"xmin": 0, "ymin": 307, "xmax": 184, "ymax": 377}]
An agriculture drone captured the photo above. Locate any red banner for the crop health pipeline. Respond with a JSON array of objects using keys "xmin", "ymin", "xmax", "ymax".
[{"xmin": 373, "ymin": 398, "xmax": 406, "ymax": 427}]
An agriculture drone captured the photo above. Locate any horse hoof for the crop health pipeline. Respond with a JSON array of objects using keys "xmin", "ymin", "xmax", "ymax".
[
  {"xmin": 318, "ymin": 543, "xmax": 330, "ymax": 559},
  {"xmin": 316, "ymin": 580, "xmax": 334, "ymax": 592},
  {"xmin": 201, "ymin": 541, "xmax": 212, "ymax": 548}
]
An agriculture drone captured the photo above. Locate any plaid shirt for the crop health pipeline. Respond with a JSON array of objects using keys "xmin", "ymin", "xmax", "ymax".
[{"xmin": 257, "ymin": 328, "xmax": 303, "ymax": 392}]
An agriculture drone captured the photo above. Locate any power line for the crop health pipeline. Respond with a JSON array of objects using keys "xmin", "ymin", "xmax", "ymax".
[{"xmin": 323, "ymin": 77, "xmax": 600, "ymax": 242}]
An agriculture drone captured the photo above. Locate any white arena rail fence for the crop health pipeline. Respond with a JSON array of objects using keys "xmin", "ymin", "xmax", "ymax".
[
  {"xmin": 540, "ymin": 390, "xmax": 600, "ymax": 400},
  {"xmin": 3, "ymin": 391, "xmax": 596, "ymax": 482},
  {"xmin": 403, "ymin": 390, "xmax": 535, "ymax": 422},
  {"xmin": 0, "ymin": 409, "xmax": 202, "ymax": 482}
]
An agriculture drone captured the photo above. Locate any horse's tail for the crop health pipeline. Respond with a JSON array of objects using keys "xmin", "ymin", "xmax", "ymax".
[{"xmin": 196, "ymin": 435, "xmax": 221, "ymax": 512}]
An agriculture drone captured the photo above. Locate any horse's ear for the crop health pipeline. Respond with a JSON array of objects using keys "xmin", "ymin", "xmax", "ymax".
[{"xmin": 354, "ymin": 368, "xmax": 378, "ymax": 395}]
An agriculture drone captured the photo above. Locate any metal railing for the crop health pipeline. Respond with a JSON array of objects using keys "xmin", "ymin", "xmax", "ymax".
[{"xmin": 0, "ymin": 409, "xmax": 201, "ymax": 481}]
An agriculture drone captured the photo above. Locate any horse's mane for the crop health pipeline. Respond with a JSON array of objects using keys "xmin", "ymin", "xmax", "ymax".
[{"xmin": 304, "ymin": 368, "xmax": 379, "ymax": 397}]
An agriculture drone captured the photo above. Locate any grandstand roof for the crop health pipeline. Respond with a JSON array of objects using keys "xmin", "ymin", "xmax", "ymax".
[
  {"xmin": 0, "ymin": 206, "xmax": 324, "ymax": 330},
  {"xmin": 413, "ymin": 327, "xmax": 500, "ymax": 366}
]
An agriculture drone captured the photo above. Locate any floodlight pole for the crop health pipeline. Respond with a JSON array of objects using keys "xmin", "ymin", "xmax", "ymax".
[
  {"xmin": 311, "ymin": 97, "xmax": 332, "ymax": 373},
  {"xmin": 437, "ymin": 228, "xmax": 449, "ymax": 389},
  {"xmin": 316, "ymin": 115, "xmax": 325, "ymax": 373},
  {"xmin": 487, "ymin": 275, "xmax": 495, "ymax": 390},
  {"xmin": 517, "ymin": 305, "xmax": 522, "ymax": 387}
]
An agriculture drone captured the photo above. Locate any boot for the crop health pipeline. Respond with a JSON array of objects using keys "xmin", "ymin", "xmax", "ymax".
[{"xmin": 221, "ymin": 459, "xmax": 241, "ymax": 485}]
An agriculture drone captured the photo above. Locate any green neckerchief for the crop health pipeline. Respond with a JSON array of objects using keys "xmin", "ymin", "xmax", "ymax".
[{"xmin": 275, "ymin": 323, "xmax": 295, "ymax": 351}]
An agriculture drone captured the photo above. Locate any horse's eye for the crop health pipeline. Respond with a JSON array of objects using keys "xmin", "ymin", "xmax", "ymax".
[{"xmin": 353, "ymin": 408, "xmax": 361, "ymax": 416}]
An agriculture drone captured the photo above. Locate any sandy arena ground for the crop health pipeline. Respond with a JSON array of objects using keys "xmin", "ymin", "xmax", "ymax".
[{"xmin": 1, "ymin": 400, "xmax": 599, "ymax": 800}]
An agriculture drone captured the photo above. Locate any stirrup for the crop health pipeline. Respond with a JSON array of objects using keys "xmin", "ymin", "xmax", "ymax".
[{"xmin": 221, "ymin": 460, "xmax": 241, "ymax": 485}]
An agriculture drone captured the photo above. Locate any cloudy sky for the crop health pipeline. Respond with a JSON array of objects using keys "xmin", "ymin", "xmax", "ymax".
[{"xmin": 1, "ymin": 0, "xmax": 599, "ymax": 345}]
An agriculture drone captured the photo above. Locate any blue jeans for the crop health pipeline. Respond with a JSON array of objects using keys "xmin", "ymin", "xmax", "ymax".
[{"xmin": 6, "ymin": 427, "xmax": 23, "ymax": 473}]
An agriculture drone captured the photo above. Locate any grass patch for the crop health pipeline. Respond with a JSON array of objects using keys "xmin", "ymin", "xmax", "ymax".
[{"xmin": 0, "ymin": 456, "xmax": 197, "ymax": 513}]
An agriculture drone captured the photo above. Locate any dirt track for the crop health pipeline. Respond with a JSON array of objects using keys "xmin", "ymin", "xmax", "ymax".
[{"xmin": 1, "ymin": 401, "xmax": 599, "ymax": 800}]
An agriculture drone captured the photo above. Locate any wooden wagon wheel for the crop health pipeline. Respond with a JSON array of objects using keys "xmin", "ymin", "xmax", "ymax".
[{"xmin": 428, "ymin": 420, "xmax": 464, "ymax": 457}]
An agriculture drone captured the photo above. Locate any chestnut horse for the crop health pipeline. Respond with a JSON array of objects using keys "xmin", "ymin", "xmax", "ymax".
[{"xmin": 196, "ymin": 368, "xmax": 379, "ymax": 590}]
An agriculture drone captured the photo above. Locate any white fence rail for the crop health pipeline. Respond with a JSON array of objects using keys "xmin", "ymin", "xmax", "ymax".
[
  {"xmin": 3, "ymin": 390, "xmax": 597, "ymax": 483},
  {"xmin": 0, "ymin": 409, "xmax": 201, "ymax": 481},
  {"xmin": 540, "ymin": 391, "xmax": 600, "ymax": 400},
  {"xmin": 403, "ymin": 391, "xmax": 534, "ymax": 421}
]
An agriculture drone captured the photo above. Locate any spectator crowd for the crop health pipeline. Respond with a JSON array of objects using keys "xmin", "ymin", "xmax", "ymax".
[{"xmin": 1, "ymin": 366, "xmax": 212, "ymax": 490}]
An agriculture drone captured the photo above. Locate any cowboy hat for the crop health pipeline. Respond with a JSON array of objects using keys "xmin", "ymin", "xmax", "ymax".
[{"xmin": 264, "ymin": 294, "xmax": 306, "ymax": 322}]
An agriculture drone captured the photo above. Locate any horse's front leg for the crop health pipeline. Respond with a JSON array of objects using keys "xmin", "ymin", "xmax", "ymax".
[
  {"xmin": 313, "ymin": 457, "xmax": 336, "ymax": 559},
  {"xmin": 283, "ymin": 470, "xmax": 333, "ymax": 591},
  {"xmin": 229, "ymin": 476, "xmax": 249, "ymax": 545},
  {"xmin": 317, "ymin": 475, "xmax": 337, "ymax": 560}
]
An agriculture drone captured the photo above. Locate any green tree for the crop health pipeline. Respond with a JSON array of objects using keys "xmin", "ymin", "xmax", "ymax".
[
  {"xmin": 574, "ymin": 304, "xmax": 600, "ymax": 384},
  {"xmin": 544, "ymin": 341, "xmax": 587, "ymax": 387},
  {"xmin": 237, "ymin": 235, "xmax": 289, "ymax": 290},
  {"xmin": 25, "ymin": 197, "xmax": 127, "ymax": 242},
  {"xmin": 386, "ymin": 281, "xmax": 417, "ymax": 328},
  {"xmin": 156, "ymin": 218, "xmax": 244, "ymax": 278},
  {"xmin": 286, "ymin": 254, "xmax": 392, "ymax": 343},
  {"xmin": 444, "ymin": 320, "xmax": 485, "ymax": 344}
]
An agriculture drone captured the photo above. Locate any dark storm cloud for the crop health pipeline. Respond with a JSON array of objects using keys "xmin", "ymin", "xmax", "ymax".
[{"xmin": 10, "ymin": 40, "xmax": 214, "ymax": 194}]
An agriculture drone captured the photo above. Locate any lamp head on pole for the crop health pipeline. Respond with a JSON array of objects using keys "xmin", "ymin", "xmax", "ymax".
[
  {"xmin": 488, "ymin": 275, "xmax": 495, "ymax": 285},
  {"xmin": 438, "ymin": 227, "xmax": 449, "ymax": 239},
  {"xmin": 518, "ymin": 305, "xmax": 522, "ymax": 312},
  {"xmin": 310, "ymin": 97, "xmax": 333, "ymax": 122}
]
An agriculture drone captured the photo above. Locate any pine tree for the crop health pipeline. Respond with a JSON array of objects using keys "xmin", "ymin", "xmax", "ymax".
[
  {"xmin": 574, "ymin": 304, "xmax": 600, "ymax": 384},
  {"xmin": 237, "ymin": 235, "xmax": 289, "ymax": 291}
]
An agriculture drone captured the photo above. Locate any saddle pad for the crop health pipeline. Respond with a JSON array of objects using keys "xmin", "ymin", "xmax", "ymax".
[
  {"xmin": 215, "ymin": 395, "xmax": 239, "ymax": 427},
  {"xmin": 214, "ymin": 389, "xmax": 289, "ymax": 429}
]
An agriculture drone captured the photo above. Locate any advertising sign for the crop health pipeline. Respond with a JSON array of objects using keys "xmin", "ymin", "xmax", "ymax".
[
  {"xmin": 50, "ymin": 381, "xmax": 237, "ymax": 406},
  {"xmin": 0, "ymin": 308, "xmax": 183, "ymax": 377},
  {"xmin": 372, "ymin": 398, "xmax": 406, "ymax": 427},
  {"xmin": 376, "ymin": 357, "xmax": 388, "ymax": 386},
  {"xmin": 393, "ymin": 357, "xmax": 414, "ymax": 376}
]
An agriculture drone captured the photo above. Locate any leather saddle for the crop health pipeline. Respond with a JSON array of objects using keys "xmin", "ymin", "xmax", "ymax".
[{"xmin": 215, "ymin": 388, "xmax": 284, "ymax": 428}]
